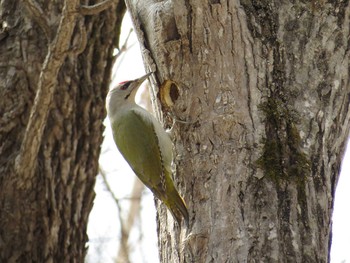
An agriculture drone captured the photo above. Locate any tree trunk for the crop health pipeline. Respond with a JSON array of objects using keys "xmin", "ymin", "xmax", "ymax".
[
  {"xmin": 0, "ymin": 0, "xmax": 125, "ymax": 261},
  {"xmin": 127, "ymin": 0, "xmax": 350, "ymax": 262}
]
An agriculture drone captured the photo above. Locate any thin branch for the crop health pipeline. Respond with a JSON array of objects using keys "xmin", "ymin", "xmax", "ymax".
[
  {"xmin": 99, "ymin": 167, "xmax": 131, "ymax": 263},
  {"xmin": 15, "ymin": 0, "xmax": 80, "ymax": 185},
  {"xmin": 23, "ymin": 0, "xmax": 52, "ymax": 40},
  {"xmin": 80, "ymin": 0, "xmax": 115, "ymax": 16},
  {"xmin": 115, "ymin": 28, "xmax": 133, "ymax": 60},
  {"xmin": 116, "ymin": 177, "xmax": 144, "ymax": 263},
  {"xmin": 112, "ymin": 29, "xmax": 135, "ymax": 80}
]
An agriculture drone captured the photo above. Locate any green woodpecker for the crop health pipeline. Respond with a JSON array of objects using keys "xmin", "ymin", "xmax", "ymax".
[{"xmin": 106, "ymin": 72, "xmax": 189, "ymax": 225}]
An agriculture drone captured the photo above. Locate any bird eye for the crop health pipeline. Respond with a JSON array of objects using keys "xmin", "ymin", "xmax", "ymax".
[{"xmin": 119, "ymin": 81, "xmax": 131, "ymax": 90}]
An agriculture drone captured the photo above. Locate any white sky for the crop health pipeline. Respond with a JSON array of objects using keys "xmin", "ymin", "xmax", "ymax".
[
  {"xmin": 86, "ymin": 13, "xmax": 350, "ymax": 263},
  {"xmin": 331, "ymin": 140, "xmax": 350, "ymax": 263}
]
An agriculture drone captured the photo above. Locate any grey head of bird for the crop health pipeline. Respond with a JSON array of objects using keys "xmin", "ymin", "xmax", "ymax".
[{"xmin": 106, "ymin": 72, "xmax": 152, "ymax": 118}]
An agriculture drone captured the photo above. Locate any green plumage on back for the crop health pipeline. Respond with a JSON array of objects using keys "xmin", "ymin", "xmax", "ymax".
[{"xmin": 106, "ymin": 73, "xmax": 189, "ymax": 225}]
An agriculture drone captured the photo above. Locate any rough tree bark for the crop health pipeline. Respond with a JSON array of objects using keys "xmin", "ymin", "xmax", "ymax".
[
  {"xmin": 0, "ymin": 0, "xmax": 125, "ymax": 261},
  {"xmin": 127, "ymin": 0, "xmax": 350, "ymax": 262}
]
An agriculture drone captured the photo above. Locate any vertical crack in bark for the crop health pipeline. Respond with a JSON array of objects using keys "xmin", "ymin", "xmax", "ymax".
[
  {"xmin": 236, "ymin": 8, "xmax": 256, "ymax": 132},
  {"xmin": 184, "ymin": 0, "xmax": 193, "ymax": 53}
]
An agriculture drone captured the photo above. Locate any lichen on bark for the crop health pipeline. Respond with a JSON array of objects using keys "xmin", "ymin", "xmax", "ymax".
[{"xmin": 256, "ymin": 96, "xmax": 311, "ymax": 183}]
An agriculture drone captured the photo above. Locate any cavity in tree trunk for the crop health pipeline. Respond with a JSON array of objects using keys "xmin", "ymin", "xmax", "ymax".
[{"xmin": 126, "ymin": 0, "xmax": 350, "ymax": 262}]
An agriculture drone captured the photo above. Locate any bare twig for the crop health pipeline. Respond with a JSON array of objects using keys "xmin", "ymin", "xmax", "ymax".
[
  {"xmin": 116, "ymin": 177, "xmax": 144, "ymax": 263},
  {"xmin": 99, "ymin": 167, "xmax": 131, "ymax": 263},
  {"xmin": 80, "ymin": 0, "xmax": 115, "ymax": 16},
  {"xmin": 112, "ymin": 29, "xmax": 136, "ymax": 80},
  {"xmin": 115, "ymin": 28, "xmax": 133, "ymax": 60},
  {"xmin": 15, "ymin": 0, "xmax": 80, "ymax": 185},
  {"xmin": 23, "ymin": 0, "xmax": 52, "ymax": 40}
]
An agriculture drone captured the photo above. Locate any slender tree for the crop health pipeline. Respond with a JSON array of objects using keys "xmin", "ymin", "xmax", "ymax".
[
  {"xmin": 0, "ymin": 0, "xmax": 125, "ymax": 261},
  {"xmin": 126, "ymin": 0, "xmax": 350, "ymax": 262}
]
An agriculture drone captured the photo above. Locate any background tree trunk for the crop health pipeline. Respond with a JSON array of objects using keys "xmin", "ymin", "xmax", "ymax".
[
  {"xmin": 127, "ymin": 0, "xmax": 350, "ymax": 262},
  {"xmin": 0, "ymin": 0, "xmax": 125, "ymax": 261}
]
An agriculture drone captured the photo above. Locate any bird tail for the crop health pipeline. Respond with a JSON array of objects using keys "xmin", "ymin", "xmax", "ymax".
[{"xmin": 165, "ymin": 187, "xmax": 189, "ymax": 226}]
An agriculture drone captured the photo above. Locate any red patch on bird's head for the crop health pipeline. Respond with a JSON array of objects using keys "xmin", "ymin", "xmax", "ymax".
[{"xmin": 118, "ymin": 81, "xmax": 131, "ymax": 90}]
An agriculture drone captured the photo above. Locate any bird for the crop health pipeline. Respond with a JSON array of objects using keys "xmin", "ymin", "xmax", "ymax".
[{"xmin": 106, "ymin": 72, "xmax": 189, "ymax": 225}]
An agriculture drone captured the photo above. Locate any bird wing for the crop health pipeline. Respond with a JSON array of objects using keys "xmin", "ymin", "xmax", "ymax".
[{"xmin": 111, "ymin": 108, "xmax": 167, "ymax": 196}]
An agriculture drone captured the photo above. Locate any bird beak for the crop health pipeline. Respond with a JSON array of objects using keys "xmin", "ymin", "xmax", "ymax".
[
  {"xmin": 122, "ymin": 72, "xmax": 153, "ymax": 101},
  {"xmin": 132, "ymin": 72, "xmax": 153, "ymax": 91}
]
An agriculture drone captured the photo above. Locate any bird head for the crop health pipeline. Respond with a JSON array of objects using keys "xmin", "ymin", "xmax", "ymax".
[{"xmin": 106, "ymin": 72, "xmax": 152, "ymax": 117}]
